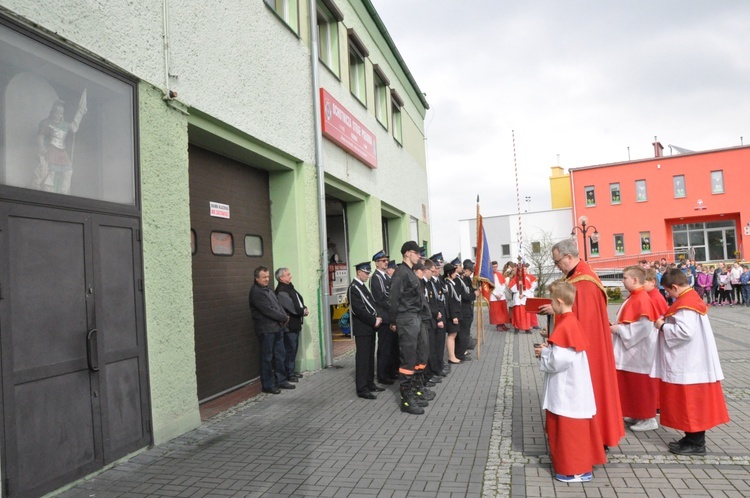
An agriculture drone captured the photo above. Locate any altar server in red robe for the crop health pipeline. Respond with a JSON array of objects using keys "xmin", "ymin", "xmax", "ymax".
[
  {"xmin": 508, "ymin": 265, "xmax": 532, "ymax": 332},
  {"xmin": 610, "ymin": 266, "xmax": 660, "ymax": 431},
  {"xmin": 540, "ymin": 239, "xmax": 624, "ymax": 448},
  {"xmin": 489, "ymin": 261, "xmax": 510, "ymax": 330},
  {"xmin": 535, "ymin": 281, "xmax": 606, "ymax": 483},
  {"xmin": 653, "ymin": 269, "xmax": 729, "ymax": 455}
]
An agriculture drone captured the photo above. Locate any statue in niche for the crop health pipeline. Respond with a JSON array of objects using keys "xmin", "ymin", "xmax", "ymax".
[{"xmin": 31, "ymin": 88, "xmax": 87, "ymax": 194}]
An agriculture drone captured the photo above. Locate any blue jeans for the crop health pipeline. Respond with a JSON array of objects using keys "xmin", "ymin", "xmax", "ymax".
[
  {"xmin": 283, "ymin": 331, "xmax": 300, "ymax": 379},
  {"xmin": 742, "ymin": 285, "xmax": 750, "ymax": 306},
  {"xmin": 258, "ymin": 331, "xmax": 286, "ymax": 390}
]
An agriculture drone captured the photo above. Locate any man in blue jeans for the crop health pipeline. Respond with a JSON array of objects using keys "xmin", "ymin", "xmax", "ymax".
[
  {"xmin": 275, "ymin": 267, "xmax": 308, "ymax": 383},
  {"xmin": 249, "ymin": 266, "xmax": 296, "ymax": 394}
]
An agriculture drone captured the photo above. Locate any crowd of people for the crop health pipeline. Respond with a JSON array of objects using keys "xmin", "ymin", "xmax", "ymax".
[
  {"xmin": 637, "ymin": 258, "xmax": 750, "ymax": 307},
  {"xmin": 534, "ymin": 240, "xmax": 730, "ymax": 483}
]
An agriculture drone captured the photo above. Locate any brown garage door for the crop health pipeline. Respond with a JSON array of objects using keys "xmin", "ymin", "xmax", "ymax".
[{"xmin": 189, "ymin": 145, "xmax": 273, "ymax": 401}]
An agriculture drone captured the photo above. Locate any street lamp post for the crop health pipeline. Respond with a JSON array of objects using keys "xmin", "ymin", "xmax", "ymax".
[{"xmin": 571, "ymin": 215, "xmax": 599, "ymax": 262}]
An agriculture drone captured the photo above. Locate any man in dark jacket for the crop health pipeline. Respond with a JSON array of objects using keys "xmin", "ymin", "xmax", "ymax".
[
  {"xmin": 249, "ymin": 266, "xmax": 295, "ymax": 394},
  {"xmin": 370, "ymin": 249, "xmax": 397, "ymax": 385},
  {"xmin": 275, "ymin": 267, "xmax": 308, "ymax": 384},
  {"xmin": 348, "ymin": 262, "xmax": 383, "ymax": 399},
  {"xmin": 389, "ymin": 241, "xmax": 434, "ymax": 414}
]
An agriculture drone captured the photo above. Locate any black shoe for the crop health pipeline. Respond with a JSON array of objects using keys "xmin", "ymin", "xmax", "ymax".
[
  {"xmin": 278, "ymin": 382, "xmax": 296, "ymax": 389},
  {"xmin": 459, "ymin": 356, "xmax": 472, "ymax": 362},
  {"xmin": 368, "ymin": 385, "xmax": 386, "ymax": 392},
  {"xmin": 294, "ymin": 372, "xmax": 303, "ymax": 378},
  {"xmin": 429, "ymin": 376, "xmax": 442, "ymax": 384},
  {"xmin": 262, "ymin": 388, "xmax": 281, "ymax": 394},
  {"xmin": 668, "ymin": 437, "xmax": 688, "ymax": 451},
  {"xmin": 287, "ymin": 377, "xmax": 299, "ymax": 383},
  {"xmin": 669, "ymin": 441, "xmax": 706, "ymax": 455},
  {"xmin": 377, "ymin": 378, "xmax": 395, "ymax": 385},
  {"xmin": 424, "ymin": 379, "xmax": 436, "ymax": 387},
  {"xmin": 448, "ymin": 359, "xmax": 462, "ymax": 364},
  {"xmin": 358, "ymin": 391, "xmax": 377, "ymax": 400},
  {"xmin": 400, "ymin": 385, "xmax": 425, "ymax": 414}
]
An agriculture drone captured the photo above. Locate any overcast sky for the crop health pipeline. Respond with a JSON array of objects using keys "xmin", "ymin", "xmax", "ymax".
[{"xmin": 370, "ymin": 0, "xmax": 750, "ymax": 259}]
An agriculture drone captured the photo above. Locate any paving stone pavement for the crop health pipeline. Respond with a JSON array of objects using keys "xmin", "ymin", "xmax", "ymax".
[{"xmin": 57, "ymin": 304, "xmax": 750, "ymax": 497}]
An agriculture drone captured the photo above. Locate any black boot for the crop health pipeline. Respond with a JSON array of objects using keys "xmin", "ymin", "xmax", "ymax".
[
  {"xmin": 400, "ymin": 382, "xmax": 425, "ymax": 415},
  {"xmin": 414, "ymin": 372, "xmax": 436, "ymax": 401}
]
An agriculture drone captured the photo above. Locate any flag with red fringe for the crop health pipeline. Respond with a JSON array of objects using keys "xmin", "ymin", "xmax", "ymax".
[{"xmin": 475, "ymin": 213, "xmax": 495, "ymax": 301}]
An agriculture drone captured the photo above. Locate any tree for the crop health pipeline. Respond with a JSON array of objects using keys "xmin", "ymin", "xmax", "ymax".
[{"xmin": 523, "ymin": 230, "xmax": 557, "ymax": 297}]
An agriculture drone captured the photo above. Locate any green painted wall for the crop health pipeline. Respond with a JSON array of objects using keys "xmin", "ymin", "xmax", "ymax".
[
  {"xmin": 139, "ymin": 83, "xmax": 201, "ymax": 444},
  {"xmin": 269, "ymin": 163, "xmax": 322, "ymax": 371}
]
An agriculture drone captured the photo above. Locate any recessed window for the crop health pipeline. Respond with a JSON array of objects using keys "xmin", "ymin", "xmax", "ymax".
[
  {"xmin": 191, "ymin": 229, "xmax": 197, "ymax": 255},
  {"xmin": 391, "ymin": 89, "xmax": 403, "ymax": 144},
  {"xmin": 614, "ymin": 234, "xmax": 625, "ymax": 255},
  {"xmin": 640, "ymin": 231, "xmax": 651, "ymax": 253},
  {"xmin": 610, "ymin": 183, "xmax": 621, "ymax": 204},
  {"xmin": 585, "ymin": 186, "xmax": 596, "ymax": 206},
  {"xmin": 711, "ymin": 170, "xmax": 724, "ymax": 194},
  {"xmin": 0, "ymin": 22, "xmax": 136, "ymax": 204},
  {"xmin": 373, "ymin": 65, "xmax": 390, "ymax": 128},
  {"xmin": 501, "ymin": 244, "xmax": 510, "ymax": 257},
  {"xmin": 532, "ymin": 241, "xmax": 541, "ymax": 254},
  {"xmin": 317, "ymin": 0, "xmax": 342, "ymax": 75},
  {"xmin": 635, "ymin": 180, "xmax": 647, "ymax": 202},
  {"xmin": 210, "ymin": 231, "xmax": 234, "ymax": 256},
  {"xmin": 347, "ymin": 29, "xmax": 368, "ymax": 106},
  {"xmin": 589, "ymin": 238, "xmax": 599, "ymax": 257},
  {"xmin": 244, "ymin": 235, "xmax": 264, "ymax": 257},
  {"xmin": 264, "ymin": 0, "xmax": 300, "ymax": 34},
  {"xmin": 673, "ymin": 175, "xmax": 686, "ymax": 198}
]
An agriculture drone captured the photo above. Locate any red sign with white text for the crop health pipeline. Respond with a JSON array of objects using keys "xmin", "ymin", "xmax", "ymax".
[{"xmin": 320, "ymin": 88, "xmax": 378, "ymax": 169}]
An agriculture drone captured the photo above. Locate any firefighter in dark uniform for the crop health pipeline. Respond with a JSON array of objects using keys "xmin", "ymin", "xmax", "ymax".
[
  {"xmin": 347, "ymin": 262, "xmax": 384, "ymax": 399},
  {"xmin": 456, "ymin": 259, "xmax": 476, "ymax": 361},
  {"xmin": 428, "ymin": 253, "xmax": 448, "ymax": 378},
  {"xmin": 370, "ymin": 250, "xmax": 398, "ymax": 384},
  {"xmin": 389, "ymin": 241, "xmax": 434, "ymax": 414},
  {"xmin": 421, "ymin": 258, "xmax": 444, "ymax": 385}
]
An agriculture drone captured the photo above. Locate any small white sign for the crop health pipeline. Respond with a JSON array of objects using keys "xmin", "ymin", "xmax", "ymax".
[{"xmin": 209, "ymin": 201, "xmax": 230, "ymax": 219}]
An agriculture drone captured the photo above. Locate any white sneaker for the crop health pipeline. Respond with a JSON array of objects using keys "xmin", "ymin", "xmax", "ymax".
[
  {"xmin": 630, "ymin": 417, "xmax": 658, "ymax": 431},
  {"xmin": 623, "ymin": 417, "xmax": 637, "ymax": 425}
]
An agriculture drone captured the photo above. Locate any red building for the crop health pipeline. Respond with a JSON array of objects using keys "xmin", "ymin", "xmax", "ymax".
[{"xmin": 569, "ymin": 143, "xmax": 749, "ymax": 267}]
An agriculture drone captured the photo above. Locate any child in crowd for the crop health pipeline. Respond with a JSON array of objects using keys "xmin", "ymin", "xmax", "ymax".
[
  {"xmin": 535, "ymin": 281, "xmax": 606, "ymax": 483},
  {"xmin": 653, "ymin": 269, "xmax": 730, "ymax": 455},
  {"xmin": 610, "ymin": 266, "xmax": 660, "ymax": 432},
  {"xmin": 741, "ymin": 265, "xmax": 750, "ymax": 307}
]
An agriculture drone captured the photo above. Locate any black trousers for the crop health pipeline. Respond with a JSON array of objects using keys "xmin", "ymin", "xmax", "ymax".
[
  {"xmin": 395, "ymin": 313, "xmax": 429, "ymax": 378},
  {"xmin": 427, "ymin": 325, "xmax": 442, "ymax": 377},
  {"xmin": 376, "ymin": 323, "xmax": 396, "ymax": 381},
  {"xmin": 355, "ymin": 334, "xmax": 376, "ymax": 393},
  {"xmin": 457, "ymin": 305, "xmax": 473, "ymax": 356}
]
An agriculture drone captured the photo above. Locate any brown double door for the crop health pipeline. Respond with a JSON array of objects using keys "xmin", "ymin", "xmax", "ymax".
[{"xmin": 0, "ymin": 202, "xmax": 151, "ymax": 497}]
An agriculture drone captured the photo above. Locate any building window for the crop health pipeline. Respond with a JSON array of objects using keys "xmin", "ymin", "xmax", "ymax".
[
  {"xmin": 317, "ymin": 0, "xmax": 343, "ymax": 75},
  {"xmin": 373, "ymin": 65, "xmax": 390, "ymax": 128},
  {"xmin": 610, "ymin": 183, "xmax": 621, "ymax": 204},
  {"xmin": 391, "ymin": 90, "xmax": 403, "ymax": 144},
  {"xmin": 501, "ymin": 244, "xmax": 510, "ymax": 257},
  {"xmin": 585, "ymin": 186, "xmax": 596, "ymax": 206},
  {"xmin": 589, "ymin": 238, "xmax": 599, "ymax": 257},
  {"xmin": 673, "ymin": 175, "xmax": 686, "ymax": 198},
  {"xmin": 635, "ymin": 180, "xmax": 647, "ymax": 202},
  {"xmin": 347, "ymin": 29, "xmax": 368, "ymax": 106},
  {"xmin": 244, "ymin": 235, "xmax": 264, "ymax": 256},
  {"xmin": 640, "ymin": 231, "xmax": 651, "ymax": 253},
  {"xmin": 531, "ymin": 241, "xmax": 541, "ymax": 254},
  {"xmin": 614, "ymin": 234, "xmax": 625, "ymax": 255},
  {"xmin": 264, "ymin": 0, "xmax": 300, "ymax": 34},
  {"xmin": 211, "ymin": 231, "xmax": 234, "ymax": 256},
  {"xmin": 711, "ymin": 170, "xmax": 724, "ymax": 194}
]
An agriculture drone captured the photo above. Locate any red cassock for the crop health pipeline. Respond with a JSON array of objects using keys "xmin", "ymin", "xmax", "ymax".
[
  {"xmin": 489, "ymin": 271, "xmax": 510, "ymax": 325},
  {"xmin": 509, "ymin": 274, "xmax": 532, "ymax": 331},
  {"xmin": 526, "ymin": 274, "xmax": 539, "ymax": 327},
  {"xmin": 567, "ymin": 260, "xmax": 625, "ymax": 447}
]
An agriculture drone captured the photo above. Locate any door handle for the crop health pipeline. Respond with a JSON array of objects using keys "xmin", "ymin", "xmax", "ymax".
[{"xmin": 86, "ymin": 328, "xmax": 99, "ymax": 372}]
